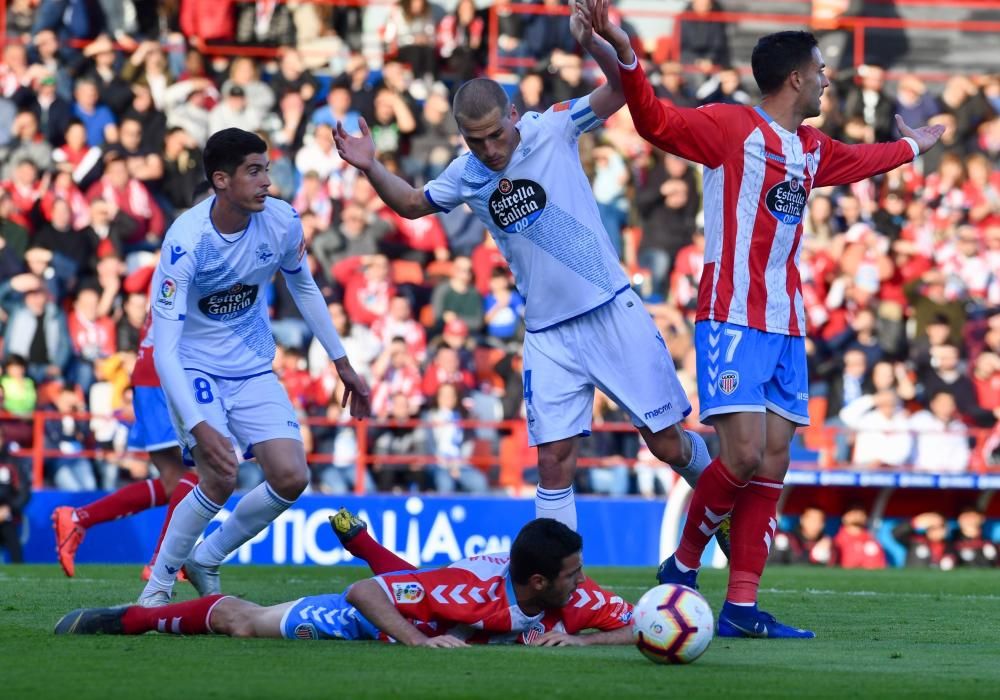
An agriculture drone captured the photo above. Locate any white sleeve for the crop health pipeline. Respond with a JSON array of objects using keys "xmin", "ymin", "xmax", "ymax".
[
  {"xmin": 542, "ymin": 93, "xmax": 605, "ymax": 142},
  {"xmin": 280, "ymin": 214, "xmax": 346, "ymax": 361},
  {"xmin": 838, "ymin": 395, "xmax": 874, "ymax": 428},
  {"xmin": 150, "ymin": 250, "xmax": 205, "ymax": 432},
  {"xmin": 422, "ymin": 155, "xmax": 467, "ymax": 213}
]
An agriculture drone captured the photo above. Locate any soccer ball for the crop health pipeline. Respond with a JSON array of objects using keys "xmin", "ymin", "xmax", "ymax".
[{"xmin": 632, "ymin": 583, "xmax": 714, "ymax": 664}]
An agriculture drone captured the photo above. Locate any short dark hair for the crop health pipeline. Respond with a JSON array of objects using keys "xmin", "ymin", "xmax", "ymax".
[
  {"xmin": 452, "ymin": 78, "xmax": 510, "ymax": 125},
  {"xmin": 203, "ymin": 128, "xmax": 267, "ymax": 189},
  {"xmin": 509, "ymin": 518, "xmax": 582, "ymax": 585},
  {"xmin": 751, "ymin": 31, "xmax": 819, "ymax": 96}
]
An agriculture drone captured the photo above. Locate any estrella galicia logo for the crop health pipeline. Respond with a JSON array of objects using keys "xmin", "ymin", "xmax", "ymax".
[
  {"xmin": 489, "ymin": 178, "xmax": 546, "ymax": 233},
  {"xmin": 255, "ymin": 243, "xmax": 274, "ymax": 266},
  {"xmin": 198, "ymin": 282, "xmax": 259, "ymax": 321},
  {"xmin": 765, "ymin": 178, "xmax": 806, "ymax": 225}
]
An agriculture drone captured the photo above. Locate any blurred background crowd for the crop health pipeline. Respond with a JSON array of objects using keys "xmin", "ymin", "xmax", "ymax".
[{"xmin": 0, "ymin": 0, "xmax": 997, "ymax": 512}]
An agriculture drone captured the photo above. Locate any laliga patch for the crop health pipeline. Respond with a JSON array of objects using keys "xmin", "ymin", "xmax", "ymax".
[
  {"xmin": 293, "ymin": 623, "xmax": 318, "ymax": 640},
  {"xmin": 156, "ymin": 278, "xmax": 177, "ymax": 309},
  {"xmin": 764, "ymin": 177, "xmax": 806, "ymax": 225},
  {"xmin": 198, "ymin": 282, "xmax": 259, "ymax": 321},
  {"xmin": 718, "ymin": 370, "xmax": 740, "ymax": 395},
  {"xmin": 489, "ymin": 178, "xmax": 546, "ymax": 234},
  {"xmin": 392, "ymin": 582, "xmax": 425, "ymax": 604}
]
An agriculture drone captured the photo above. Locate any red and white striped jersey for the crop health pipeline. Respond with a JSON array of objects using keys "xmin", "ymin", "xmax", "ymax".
[
  {"xmin": 132, "ymin": 313, "xmax": 160, "ymax": 388},
  {"xmin": 374, "ymin": 553, "xmax": 632, "ymax": 644},
  {"xmin": 621, "ymin": 62, "xmax": 917, "ymax": 336}
]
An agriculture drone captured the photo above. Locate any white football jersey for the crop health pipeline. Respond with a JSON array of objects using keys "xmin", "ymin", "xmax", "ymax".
[
  {"xmin": 424, "ymin": 94, "xmax": 629, "ymax": 332},
  {"xmin": 150, "ymin": 196, "xmax": 304, "ymax": 377}
]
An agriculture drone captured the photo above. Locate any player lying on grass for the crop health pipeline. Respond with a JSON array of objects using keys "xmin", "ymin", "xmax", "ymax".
[{"xmin": 55, "ymin": 516, "xmax": 634, "ymax": 647}]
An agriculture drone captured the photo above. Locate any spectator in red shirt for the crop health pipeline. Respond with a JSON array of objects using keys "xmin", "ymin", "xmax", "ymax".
[
  {"xmin": 371, "ymin": 295, "xmax": 427, "ymax": 362},
  {"xmin": 180, "ymin": 0, "xmax": 237, "ymax": 47},
  {"xmin": 973, "ymin": 352, "xmax": 1000, "ymax": 415},
  {"xmin": 371, "ymin": 337, "xmax": 424, "ymax": 418},
  {"xmin": 769, "ymin": 506, "xmax": 834, "ymax": 566},
  {"xmin": 422, "ymin": 346, "xmax": 475, "ymax": 399},
  {"xmin": 381, "ymin": 207, "xmax": 450, "ymax": 265},
  {"xmin": 67, "ymin": 286, "xmax": 116, "ymax": 392},
  {"xmin": 274, "ymin": 345, "xmax": 316, "ymax": 411},
  {"xmin": 470, "ymin": 232, "xmax": 508, "ymax": 296},
  {"xmin": 335, "ymin": 254, "xmax": 396, "ymax": 328},
  {"xmin": 832, "ymin": 504, "xmax": 886, "ymax": 570},
  {"xmin": 1, "ymin": 159, "xmax": 45, "ymax": 233},
  {"xmin": 85, "ymin": 152, "xmax": 164, "ymax": 252}
]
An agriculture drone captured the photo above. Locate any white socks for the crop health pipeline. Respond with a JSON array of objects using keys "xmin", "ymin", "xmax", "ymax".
[
  {"xmin": 535, "ymin": 486, "xmax": 577, "ymax": 531},
  {"xmin": 672, "ymin": 430, "xmax": 711, "ymax": 488},
  {"xmin": 194, "ymin": 482, "xmax": 294, "ymax": 567},
  {"xmin": 145, "ymin": 485, "xmax": 222, "ymax": 592}
]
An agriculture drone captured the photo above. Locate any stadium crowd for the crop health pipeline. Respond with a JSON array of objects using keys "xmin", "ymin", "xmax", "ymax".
[{"xmin": 0, "ymin": 0, "xmax": 998, "ymax": 506}]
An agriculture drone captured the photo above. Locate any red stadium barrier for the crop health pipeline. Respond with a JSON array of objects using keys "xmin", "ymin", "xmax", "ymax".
[
  {"xmin": 5, "ymin": 410, "xmax": 995, "ymax": 492},
  {"xmin": 2, "ymin": 1, "xmax": 997, "ymax": 77},
  {"xmin": 485, "ymin": 3, "xmax": 1000, "ymax": 80}
]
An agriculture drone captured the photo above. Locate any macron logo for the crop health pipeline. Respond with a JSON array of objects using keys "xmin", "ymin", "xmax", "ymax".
[
  {"xmin": 643, "ymin": 402, "xmax": 673, "ymax": 420},
  {"xmin": 169, "ymin": 245, "xmax": 187, "ymax": 265}
]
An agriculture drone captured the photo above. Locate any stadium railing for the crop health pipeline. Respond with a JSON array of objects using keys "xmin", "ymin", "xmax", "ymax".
[
  {"xmin": 485, "ymin": 3, "xmax": 1000, "ymax": 81},
  {"xmin": 3, "ymin": 409, "xmax": 996, "ymax": 492},
  {"xmin": 3, "ymin": 0, "xmax": 998, "ymax": 81}
]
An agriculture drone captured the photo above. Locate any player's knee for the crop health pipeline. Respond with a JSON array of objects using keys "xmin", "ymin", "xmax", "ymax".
[
  {"xmin": 268, "ymin": 469, "xmax": 308, "ymax": 501},
  {"xmin": 725, "ymin": 448, "xmax": 764, "ymax": 479}
]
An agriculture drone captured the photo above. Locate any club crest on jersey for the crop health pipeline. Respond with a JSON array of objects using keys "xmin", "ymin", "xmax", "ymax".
[
  {"xmin": 719, "ymin": 370, "xmax": 740, "ymax": 395},
  {"xmin": 765, "ymin": 178, "xmax": 806, "ymax": 225},
  {"xmin": 293, "ymin": 623, "xmax": 318, "ymax": 640},
  {"xmin": 255, "ymin": 243, "xmax": 274, "ymax": 266},
  {"xmin": 156, "ymin": 278, "xmax": 176, "ymax": 309},
  {"xmin": 198, "ymin": 282, "xmax": 259, "ymax": 321},
  {"xmin": 489, "ymin": 178, "xmax": 546, "ymax": 234},
  {"xmin": 392, "ymin": 582, "xmax": 425, "ymax": 604}
]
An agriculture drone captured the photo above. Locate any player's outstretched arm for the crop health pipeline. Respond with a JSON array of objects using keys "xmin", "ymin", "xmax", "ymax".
[
  {"xmin": 571, "ymin": 0, "xmax": 624, "ymax": 120},
  {"xmin": 334, "ymin": 119, "xmax": 436, "ymax": 220},
  {"xmin": 812, "ymin": 115, "xmax": 945, "ymax": 188},
  {"xmin": 531, "ymin": 626, "xmax": 633, "ymax": 646},
  {"xmin": 345, "ymin": 579, "xmax": 469, "ymax": 648},
  {"xmin": 279, "ymin": 236, "xmax": 371, "ymax": 418},
  {"xmin": 589, "ymin": 0, "xmax": 731, "ymax": 167}
]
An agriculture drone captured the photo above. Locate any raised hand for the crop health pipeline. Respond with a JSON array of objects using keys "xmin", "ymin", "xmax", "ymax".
[
  {"xmin": 894, "ymin": 114, "xmax": 946, "ymax": 155},
  {"xmin": 570, "ymin": 0, "xmax": 595, "ymax": 49},
  {"xmin": 591, "ymin": 0, "xmax": 631, "ymax": 57},
  {"xmin": 334, "ymin": 118, "xmax": 376, "ymax": 172}
]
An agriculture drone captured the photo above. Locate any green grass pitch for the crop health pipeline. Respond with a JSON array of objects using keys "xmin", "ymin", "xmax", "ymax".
[{"xmin": 2, "ymin": 564, "xmax": 999, "ymax": 699}]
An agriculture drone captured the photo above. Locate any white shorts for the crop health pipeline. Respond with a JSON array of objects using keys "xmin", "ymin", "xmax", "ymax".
[
  {"xmin": 522, "ymin": 287, "xmax": 691, "ymax": 447},
  {"xmin": 166, "ymin": 369, "xmax": 302, "ymax": 463}
]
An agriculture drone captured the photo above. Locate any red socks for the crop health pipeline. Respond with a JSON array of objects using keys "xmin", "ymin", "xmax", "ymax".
[
  {"xmin": 676, "ymin": 458, "xmax": 747, "ymax": 570},
  {"xmin": 149, "ymin": 474, "xmax": 199, "ymax": 565},
  {"xmin": 75, "ymin": 479, "xmax": 167, "ymax": 528},
  {"xmin": 727, "ymin": 476, "xmax": 783, "ymax": 605},
  {"xmin": 344, "ymin": 529, "xmax": 415, "ymax": 575},
  {"xmin": 122, "ymin": 594, "xmax": 227, "ymax": 635}
]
